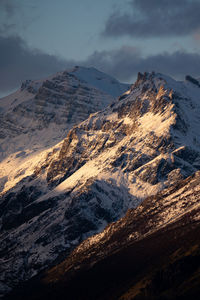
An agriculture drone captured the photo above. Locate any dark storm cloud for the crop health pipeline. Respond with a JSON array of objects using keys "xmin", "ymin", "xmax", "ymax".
[
  {"xmin": 84, "ymin": 46, "xmax": 200, "ymax": 82},
  {"xmin": 103, "ymin": 0, "xmax": 200, "ymax": 38},
  {"xmin": 0, "ymin": 0, "xmax": 39, "ymax": 36},
  {"xmin": 83, "ymin": 46, "xmax": 141, "ymax": 80},
  {"xmin": 1, "ymin": 37, "xmax": 200, "ymax": 95},
  {"xmin": 0, "ymin": 1, "xmax": 75, "ymax": 94},
  {"xmin": 0, "ymin": 0, "xmax": 17, "ymax": 34},
  {"xmin": 0, "ymin": 35, "xmax": 73, "ymax": 93},
  {"xmin": 0, "ymin": 0, "xmax": 16, "ymax": 16}
]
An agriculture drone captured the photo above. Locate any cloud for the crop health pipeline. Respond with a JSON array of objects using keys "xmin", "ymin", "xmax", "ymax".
[
  {"xmin": 0, "ymin": 0, "xmax": 17, "ymax": 35},
  {"xmin": 83, "ymin": 46, "xmax": 200, "ymax": 82},
  {"xmin": 1, "ymin": 35, "xmax": 200, "ymax": 95},
  {"xmin": 0, "ymin": 35, "xmax": 73, "ymax": 93},
  {"xmin": 103, "ymin": 0, "xmax": 200, "ymax": 38},
  {"xmin": 83, "ymin": 46, "xmax": 141, "ymax": 80},
  {"xmin": 0, "ymin": 0, "xmax": 39, "ymax": 36},
  {"xmin": 0, "ymin": 0, "xmax": 16, "ymax": 17}
]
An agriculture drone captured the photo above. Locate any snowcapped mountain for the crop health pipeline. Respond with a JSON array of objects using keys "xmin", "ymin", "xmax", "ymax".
[
  {"xmin": 0, "ymin": 66, "xmax": 129, "ymax": 193},
  {"xmin": 68, "ymin": 65, "xmax": 129, "ymax": 97},
  {"xmin": 0, "ymin": 66, "xmax": 129, "ymax": 160},
  {"xmin": 1, "ymin": 71, "xmax": 200, "ymax": 297},
  {"xmin": 11, "ymin": 170, "xmax": 200, "ymax": 300}
]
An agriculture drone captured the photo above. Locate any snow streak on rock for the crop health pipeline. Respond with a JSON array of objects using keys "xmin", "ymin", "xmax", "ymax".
[{"xmin": 1, "ymin": 71, "xmax": 200, "ymax": 296}]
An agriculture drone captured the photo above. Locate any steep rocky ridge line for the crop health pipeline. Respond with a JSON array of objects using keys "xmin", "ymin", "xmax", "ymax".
[
  {"xmin": 0, "ymin": 66, "xmax": 129, "ymax": 194},
  {"xmin": 4, "ymin": 170, "xmax": 200, "ymax": 300},
  {"xmin": 1, "ymin": 71, "xmax": 200, "ymax": 296}
]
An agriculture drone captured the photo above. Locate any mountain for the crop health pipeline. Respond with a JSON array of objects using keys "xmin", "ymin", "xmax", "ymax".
[
  {"xmin": 0, "ymin": 66, "xmax": 129, "ymax": 296},
  {"xmin": 1, "ymin": 71, "xmax": 200, "ymax": 297},
  {"xmin": 5, "ymin": 170, "xmax": 200, "ymax": 300},
  {"xmin": 0, "ymin": 66, "xmax": 129, "ymax": 161},
  {"xmin": 0, "ymin": 66, "xmax": 129, "ymax": 193}
]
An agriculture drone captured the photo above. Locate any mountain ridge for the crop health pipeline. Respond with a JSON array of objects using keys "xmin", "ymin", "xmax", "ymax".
[
  {"xmin": 1, "ymin": 70, "xmax": 200, "ymax": 297},
  {"xmin": 4, "ymin": 170, "xmax": 200, "ymax": 300},
  {"xmin": 0, "ymin": 66, "xmax": 129, "ymax": 194},
  {"xmin": 0, "ymin": 65, "xmax": 129, "ymax": 159}
]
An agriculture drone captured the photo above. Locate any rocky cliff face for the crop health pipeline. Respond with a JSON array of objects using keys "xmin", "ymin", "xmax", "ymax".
[
  {"xmin": 4, "ymin": 171, "xmax": 200, "ymax": 300},
  {"xmin": 0, "ymin": 66, "xmax": 129, "ymax": 193},
  {"xmin": 1, "ymin": 71, "xmax": 200, "ymax": 297},
  {"xmin": 0, "ymin": 66, "xmax": 129, "ymax": 160}
]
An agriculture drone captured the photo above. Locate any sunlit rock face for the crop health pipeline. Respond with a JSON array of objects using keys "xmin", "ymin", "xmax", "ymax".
[
  {"xmin": 1, "ymin": 71, "xmax": 200, "ymax": 296},
  {"xmin": 0, "ymin": 66, "xmax": 129, "ymax": 195},
  {"xmin": 18, "ymin": 170, "xmax": 199, "ymax": 300},
  {"xmin": 0, "ymin": 66, "xmax": 129, "ymax": 161}
]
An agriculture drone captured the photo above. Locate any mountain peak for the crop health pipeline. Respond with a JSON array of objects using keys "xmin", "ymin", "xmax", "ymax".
[
  {"xmin": 67, "ymin": 65, "xmax": 130, "ymax": 97},
  {"xmin": 1, "ymin": 69, "xmax": 200, "ymax": 297},
  {"xmin": 0, "ymin": 66, "xmax": 130, "ymax": 162}
]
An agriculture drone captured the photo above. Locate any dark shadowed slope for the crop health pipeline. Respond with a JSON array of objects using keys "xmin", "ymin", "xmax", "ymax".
[
  {"xmin": 1, "ymin": 72, "xmax": 200, "ymax": 296},
  {"xmin": 4, "ymin": 170, "xmax": 200, "ymax": 300}
]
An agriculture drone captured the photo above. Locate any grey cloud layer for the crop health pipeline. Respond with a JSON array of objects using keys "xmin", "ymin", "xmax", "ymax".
[
  {"xmin": 0, "ymin": 0, "xmax": 16, "ymax": 16},
  {"xmin": 84, "ymin": 47, "xmax": 200, "ymax": 82},
  {"xmin": 0, "ymin": 35, "xmax": 72, "ymax": 93},
  {"xmin": 1, "ymin": 35, "xmax": 200, "ymax": 94},
  {"xmin": 0, "ymin": 0, "xmax": 16, "ymax": 35},
  {"xmin": 103, "ymin": 0, "xmax": 200, "ymax": 37}
]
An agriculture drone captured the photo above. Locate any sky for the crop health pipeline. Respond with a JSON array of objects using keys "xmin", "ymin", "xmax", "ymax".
[{"xmin": 0, "ymin": 0, "xmax": 200, "ymax": 96}]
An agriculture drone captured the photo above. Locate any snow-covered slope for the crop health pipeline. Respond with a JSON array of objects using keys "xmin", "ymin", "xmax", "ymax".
[
  {"xmin": 1, "ymin": 71, "xmax": 200, "ymax": 296},
  {"xmin": 0, "ymin": 66, "xmax": 129, "ymax": 193},
  {"xmin": 0, "ymin": 66, "xmax": 129, "ymax": 160},
  {"xmin": 19, "ymin": 170, "xmax": 200, "ymax": 300},
  {"xmin": 69, "ymin": 170, "xmax": 200, "ymax": 265},
  {"xmin": 69, "ymin": 66, "xmax": 130, "ymax": 97}
]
